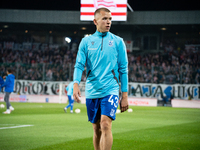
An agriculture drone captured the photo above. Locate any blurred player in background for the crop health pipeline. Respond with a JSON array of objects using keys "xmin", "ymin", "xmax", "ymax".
[
  {"xmin": 73, "ymin": 8, "xmax": 129, "ymax": 150},
  {"xmin": 64, "ymin": 82, "xmax": 74, "ymax": 113},
  {"xmin": 1, "ymin": 68, "xmax": 15, "ymax": 114}
]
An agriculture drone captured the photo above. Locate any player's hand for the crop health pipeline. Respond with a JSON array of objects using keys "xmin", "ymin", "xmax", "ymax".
[
  {"xmin": 73, "ymin": 83, "xmax": 81, "ymax": 103},
  {"xmin": 3, "ymin": 76, "xmax": 6, "ymax": 79},
  {"xmin": 120, "ymin": 92, "xmax": 129, "ymax": 113}
]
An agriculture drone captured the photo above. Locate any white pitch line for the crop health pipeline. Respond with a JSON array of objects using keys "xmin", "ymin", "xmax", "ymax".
[
  {"xmin": 0, "ymin": 125, "xmax": 34, "ymax": 130},
  {"xmin": 0, "ymin": 124, "xmax": 16, "ymax": 126}
]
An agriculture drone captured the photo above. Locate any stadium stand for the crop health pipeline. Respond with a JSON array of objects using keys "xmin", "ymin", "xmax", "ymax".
[
  {"xmin": 0, "ymin": 9, "xmax": 200, "ymax": 84},
  {"xmin": 0, "ymin": 38, "xmax": 200, "ymax": 84}
]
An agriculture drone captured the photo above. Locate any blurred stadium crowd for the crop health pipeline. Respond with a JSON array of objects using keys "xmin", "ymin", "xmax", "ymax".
[{"xmin": 0, "ymin": 39, "xmax": 200, "ymax": 84}]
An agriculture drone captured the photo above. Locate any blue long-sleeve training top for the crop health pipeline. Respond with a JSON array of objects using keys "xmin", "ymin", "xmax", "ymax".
[
  {"xmin": 74, "ymin": 30, "xmax": 128, "ymax": 99},
  {"xmin": 1, "ymin": 74, "xmax": 15, "ymax": 93}
]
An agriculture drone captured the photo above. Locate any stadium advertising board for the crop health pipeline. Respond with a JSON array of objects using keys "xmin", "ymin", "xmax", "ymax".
[
  {"xmin": 3, "ymin": 42, "xmax": 60, "ymax": 51},
  {"xmin": 1, "ymin": 80, "xmax": 200, "ymax": 106},
  {"xmin": 129, "ymin": 83, "xmax": 200, "ymax": 100},
  {"xmin": 0, "ymin": 94, "xmax": 69, "ymax": 103},
  {"xmin": 9, "ymin": 80, "xmax": 85, "ymax": 96},
  {"xmin": 171, "ymin": 99, "xmax": 200, "ymax": 108},
  {"xmin": 0, "ymin": 94, "xmax": 26, "ymax": 102},
  {"xmin": 80, "ymin": 0, "xmax": 127, "ymax": 21},
  {"xmin": 0, "ymin": 80, "xmax": 198, "ymax": 100},
  {"xmin": 128, "ymin": 97, "xmax": 157, "ymax": 106}
]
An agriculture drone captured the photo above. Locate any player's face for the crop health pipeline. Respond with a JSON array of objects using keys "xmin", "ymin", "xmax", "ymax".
[{"xmin": 94, "ymin": 11, "xmax": 112, "ymax": 33}]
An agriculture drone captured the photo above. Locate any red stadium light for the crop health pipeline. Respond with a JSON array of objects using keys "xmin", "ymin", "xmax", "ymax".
[{"xmin": 80, "ymin": 0, "xmax": 127, "ymax": 21}]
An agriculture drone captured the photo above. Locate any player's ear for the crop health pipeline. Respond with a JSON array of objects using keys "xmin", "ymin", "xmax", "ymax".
[{"xmin": 93, "ymin": 19, "xmax": 97, "ymax": 26}]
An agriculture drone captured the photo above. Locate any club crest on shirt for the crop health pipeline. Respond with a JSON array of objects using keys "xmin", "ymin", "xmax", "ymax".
[
  {"xmin": 109, "ymin": 41, "xmax": 113, "ymax": 47},
  {"xmin": 91, "ymin": 41, "xmax": 95, "ymax": 45}
]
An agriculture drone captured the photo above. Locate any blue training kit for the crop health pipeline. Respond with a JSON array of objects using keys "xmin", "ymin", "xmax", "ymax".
[
  {"xmin": 66, "ymin": 95, "xmax": 74, "ymax": 111},
  {"xmin": 65, "ymin": 82, "xmax": 74, "ymax": 111},
  {"xmin": 73, "ymin": 30, "xmax": 128, "ymax": 99},
  {"xmin": 1, "ymin": 74, "xmax": 15, "ymax": 93},
  {"xmin": 66, "ymin": 82, "xmax": 74, "ymax": 96}
]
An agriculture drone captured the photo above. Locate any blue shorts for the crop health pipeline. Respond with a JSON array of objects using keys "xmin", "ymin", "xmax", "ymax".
[{"xmin": 86, "ymin": 95, "xmax": 119, "ymax": 123}]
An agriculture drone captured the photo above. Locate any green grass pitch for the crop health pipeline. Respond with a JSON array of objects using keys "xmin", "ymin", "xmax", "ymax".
[{"xmin": 0, "ymin": 102, "xmax": 200, "ymax": 150}]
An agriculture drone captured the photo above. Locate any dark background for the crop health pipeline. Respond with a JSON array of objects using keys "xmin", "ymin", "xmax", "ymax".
[{"xmin": 0, "ymin": 0, "xmax": 199, "ymax": 11}]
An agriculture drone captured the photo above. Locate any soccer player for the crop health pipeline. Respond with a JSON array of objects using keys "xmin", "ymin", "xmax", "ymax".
[
  {"xmin": 73, "ymin": 8, "xmax": 129, "ymax": 150},
  {"xmin": 64, "ymin": 82, "xmax": 74, "ymax": 113},
  {"xmin": 1, "ymin": 68, "xmax": 15, "ymax": 114}
]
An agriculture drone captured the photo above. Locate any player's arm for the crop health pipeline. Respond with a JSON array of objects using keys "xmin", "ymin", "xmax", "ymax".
[
  {"xmin": 0, "ymin": 77, "xmax": 3, "ymax": 90},
  {"xmin": 66, "ymin": 85, "xmax": 69, "ymax": 91},
  {"xmin": 118, "ymin": 39, "xmax": 129, "ymax": 113},
  {"xmin": 1, "ymin": 76, "xmax": 9, "ymax": 88},
  {"xmin": 0, "ymin": 76, "xmax": 4, "ymax": 85},
  {"xmin": 73, "ymin": 39, "xmax": 87, "ymax": 103}
]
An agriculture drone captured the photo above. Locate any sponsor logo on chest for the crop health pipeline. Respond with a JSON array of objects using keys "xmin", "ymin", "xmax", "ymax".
[
  {"xmin": 88, "ymin": 41, "xmax": 97, "ymax": 50},
  {"xmin": 88, "ymin": 40, "xmax": 114, "ymax": 50}
]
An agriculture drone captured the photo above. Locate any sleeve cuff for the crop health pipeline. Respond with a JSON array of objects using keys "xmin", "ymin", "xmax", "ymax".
[{"xmin": 73, "ymin": 80, "xmax": 80, "ymax": 85}]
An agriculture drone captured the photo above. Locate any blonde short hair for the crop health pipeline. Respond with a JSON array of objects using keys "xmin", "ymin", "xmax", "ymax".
[{"xmin": 94, "ymin": 7, "xmax": 111, "ymax": 17}]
